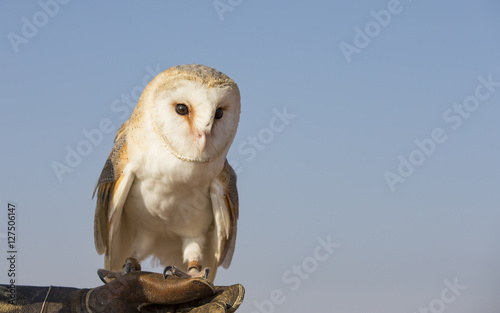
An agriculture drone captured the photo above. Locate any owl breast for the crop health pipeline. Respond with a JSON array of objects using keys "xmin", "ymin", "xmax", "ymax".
[{"xmin": 122, "ymin": 140, "xmax": 225, "ymax": 238}]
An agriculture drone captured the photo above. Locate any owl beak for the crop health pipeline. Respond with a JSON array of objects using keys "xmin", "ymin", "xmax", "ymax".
[{"xmin": 194, "ymin": 131, "xmax": 207, "ymax": 153}]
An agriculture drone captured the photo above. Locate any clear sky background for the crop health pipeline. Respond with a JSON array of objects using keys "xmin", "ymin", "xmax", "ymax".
[{"xmin": 1, "ymin": 1, "xmax": 500, "ymax": 312}]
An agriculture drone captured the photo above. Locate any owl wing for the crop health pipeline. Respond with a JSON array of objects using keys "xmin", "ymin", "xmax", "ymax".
[
  {"xmin": 93, "ymin": 122, "xmax": 135, "ymax": 267},
  {"xmin": 210, "ymin": 160, "xmax": 239, "ymax": 269}
]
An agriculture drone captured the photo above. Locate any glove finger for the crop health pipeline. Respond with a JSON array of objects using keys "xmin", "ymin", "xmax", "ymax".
[
  {"xmin": 212, "ymin": 285, "xmax": 245, "ymax": 313},
  {"xmin": 169, "ymin": 284, "xmax": 245, "ymax": 313}
]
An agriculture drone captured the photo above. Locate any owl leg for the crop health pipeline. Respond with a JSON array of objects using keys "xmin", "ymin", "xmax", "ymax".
[
  {"xmin": 120, "ymin": 232, "xmax": 152, "ymax": 274},
  {"xmin": 163, "ymin": 237, "xmax": 210, "ymax": 280},
  {"xmin": 183, "ymin": 237, "xmax": 210, "ymax": 279},
  {"xmin": 98, "ymin": 257, "xmax": 142, "ymax": 284},
  {"xmin": 122, "ymin": 257, "xmax": 141, "ymax": 274},
  {"xmin": 187, "ymin": 260, "xmax": 210, "ymax": 279}
]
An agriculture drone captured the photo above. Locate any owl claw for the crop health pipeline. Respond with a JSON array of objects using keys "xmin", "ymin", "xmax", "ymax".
[
  {"xmin": 162, "ymin": 265, "xmax": 210, "ymax": 280},
  {"xmin": 163, "ymin": 266, "xmax": 175, "ymax": 279},
  {"xmin": 174, "ymin": 266, "xmax": 191, "ymax": 278},
  {"xmin": 97, "ymin": 269, "xmax": 109, "ymax": 284},
  {"xmin": 122, "ymin": 257, "xmax": 141, "ymax": 274},
  {"xmin": 203, "ymin": 268, "xmax": 210, "ymax": 280},
  {"xmin": 97, "ymin": 269, "xmax": 121, "ymax": 284},
  {"xmin": 163, "ymin": 265, "xmax": 190, "ymax": 279}
]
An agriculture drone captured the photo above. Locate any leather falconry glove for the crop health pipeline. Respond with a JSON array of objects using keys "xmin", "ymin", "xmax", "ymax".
[{"xmin": 0, "ymin": 270, "xmax": 244, "ymax": 312}]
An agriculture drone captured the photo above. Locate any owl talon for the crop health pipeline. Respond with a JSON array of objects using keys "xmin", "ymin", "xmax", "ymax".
[
  {"xmin": 163, "ymin": 266, "xmax": 174, "ymax": 279},
  {"xmin": 97, "ymin": 269, "xmax": 121, "ymax": 284},
  {"xmin": 188, "ymin": 266, "xmax": 210, "ymax": 280},
  {"xmin": 163, "ymin": 265, "xmax": 190, "ymax": 279},
  {"xmin": 97, "ymin": 270, "xmax": 109, "ymax": 284},
  {"xmin": 162, "ymin": 265, "xmax": 210, "ymax": 280},
  {"xmin": 122, "ymin": 257, "xmax": 141, "ymax": 274}
]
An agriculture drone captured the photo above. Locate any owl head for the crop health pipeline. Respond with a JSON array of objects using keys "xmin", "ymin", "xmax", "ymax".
[{"xmin": 138, "ymin": 64, "xmax": 241, "ymax": 162}]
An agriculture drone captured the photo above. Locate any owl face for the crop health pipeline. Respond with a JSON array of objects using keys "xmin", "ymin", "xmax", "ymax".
[{"xmin": 150, "ymin": 75, "xmax": 240, "ymax": 162}]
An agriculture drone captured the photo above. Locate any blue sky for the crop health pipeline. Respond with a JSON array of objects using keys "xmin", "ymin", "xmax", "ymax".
[{"xmin": 1, "ymin": 1, "xmax": 500, "ymax": 312}]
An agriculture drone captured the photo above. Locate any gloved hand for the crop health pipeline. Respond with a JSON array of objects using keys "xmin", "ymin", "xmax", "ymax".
[
  {"xmin": 0, "ymin": 270, "xmax": 244, "ymax": 312},
  {"xmin": 88, "ymin": 270, "xmax": 244, "ymax": 312}
]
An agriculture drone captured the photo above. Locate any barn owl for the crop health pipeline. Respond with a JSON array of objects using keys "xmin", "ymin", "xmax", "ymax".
[{"xmin": 93, "ymin": 64, "xmax": 240, "ymax": 282}]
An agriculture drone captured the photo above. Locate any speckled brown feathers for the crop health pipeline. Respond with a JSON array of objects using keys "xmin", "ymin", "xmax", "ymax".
[
  {"xmin": 93, "ymin": 122, "xmax": 129, "ymax": 256},
  {"xmin": 219, "ymin": 161, "xmax": 239, "ymax": 268}
]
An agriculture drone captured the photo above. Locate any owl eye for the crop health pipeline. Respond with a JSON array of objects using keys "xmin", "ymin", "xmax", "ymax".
[
  {"xmin": 215, "ymin": 108, "xmax": 223, "ymax": 119},
  {"xmin": 175, "ymin": 103, "xmax": 189, "ymax": 115}
]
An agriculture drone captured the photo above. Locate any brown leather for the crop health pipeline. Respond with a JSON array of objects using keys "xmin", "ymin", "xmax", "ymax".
[
  {"xmin": 0, "ymin": 271, "xmax": 244, "ymax": 312},
  {"xmin": 0, "ymin": 285, "xmax": 86, "ymax": 313},
  {"xmin": 139, "ymin": 284, "xmax": 245, "ymax": 312},
  {"xmin": 93, "ymin": 271, "xmax": 215, "ymax": 306}
]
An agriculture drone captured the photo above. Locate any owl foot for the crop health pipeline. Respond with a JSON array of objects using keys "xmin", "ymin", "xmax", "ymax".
[
  {"xmin": 96, "ymin": 258, "xmax": 142, "ymax": 284},
  {"xmin": 122, "ymin": 257, "xmax": 141, "ymax": 274},
  {"xmin": 163, "ymin": 261, "xmax": 210, "ymax": 280}
]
